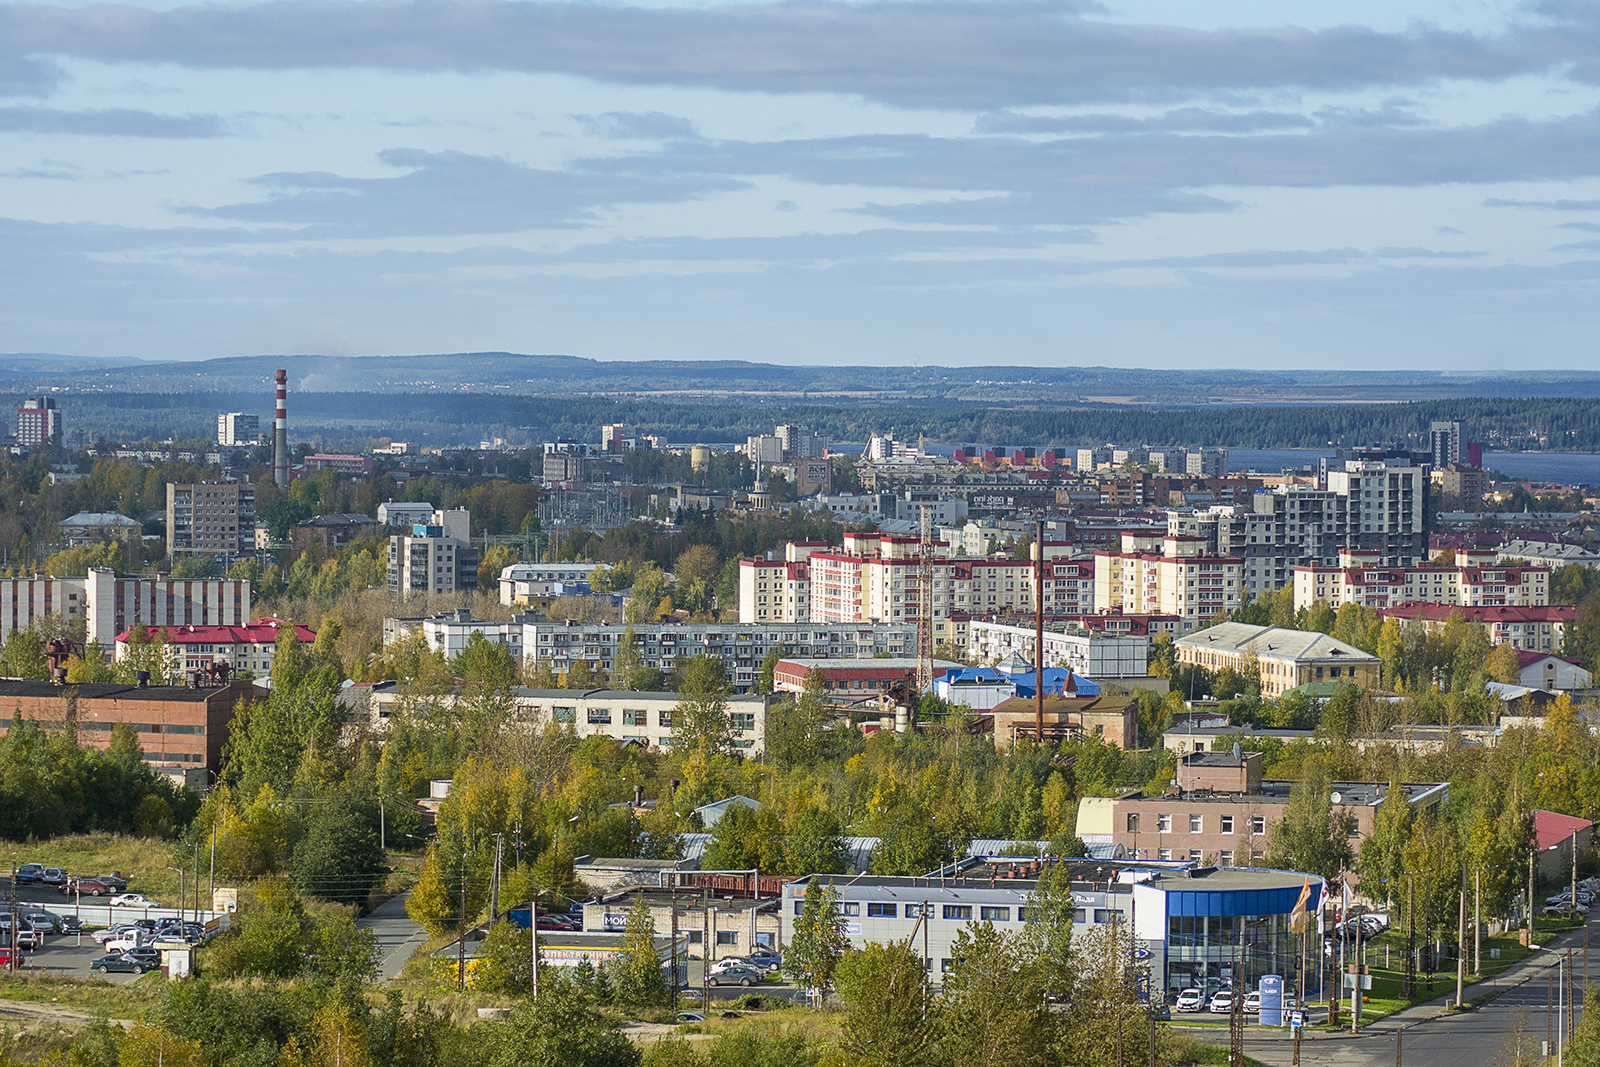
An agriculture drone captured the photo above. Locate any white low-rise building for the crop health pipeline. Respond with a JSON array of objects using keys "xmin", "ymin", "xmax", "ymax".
[
  {"xmin": 966, "ymin": 620, "xmax": 1150, "ymax": 678},
  {"xmin": 499, "ymin": 562, "xmax": 603, "ymax": 605}
]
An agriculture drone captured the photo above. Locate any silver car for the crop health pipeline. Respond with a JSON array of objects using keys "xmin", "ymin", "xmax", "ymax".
[{"xmin": 705, "ymin": 964, "xmax": 766, "ymax": 987}]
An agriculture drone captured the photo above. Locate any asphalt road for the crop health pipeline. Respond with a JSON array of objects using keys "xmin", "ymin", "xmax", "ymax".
[
  {"xmin": 1186, "ymin": 918, "xmax": 1597, "ymax": 1067},
  {"xmin": 3, "ymin": 927, "xmax": 157, "ymax": 985},
  {"xmin": 359, "ymin": 890, "xmax": 429, "ymax": 981}
]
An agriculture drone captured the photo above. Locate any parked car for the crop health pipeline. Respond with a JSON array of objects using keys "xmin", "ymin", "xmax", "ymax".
[
  {"xmin": 22, "ymin": 910, "xmax": 65, "ymax": 934},
  {"xmin": 1148, "ymin": 1002, "xmax": 1172, "ymax": 1021},
  {"xmin": 676, "ymin": 988, "xmax": 705, "ymax": 1004},
  {"xmin": 1208, "ymin": 990, "xmax": 1235, "ymax": 1014},
  {"xmin": 708, "ymin": 957, "xmax": 751, "ymax": 975},
  {"xmin": 39, "ymin": 868, "xmax": 68, "ymax": 887},
  {"xmin": 1175, "ymin": 988, "xmax": 1205, "ymax": 1012},
  {"xmin": 1243, "ymin": 992, "xmax": 1262, "ymax": 1014},
  {"xmin": 91, "ymin": 952, "xmax": 157, "ymax": 975},
  {"xmin": 110, "ymin": 893, "xmax": 161, "ymax": 908},
  {"xmin": 66, "ymin": 878, "xmax": 115, "ymax": 897},
  {"xmin": 3, "ymin": 926, "xmax": 42, "ymax": 951},
  {"xmin": 705, "ymin": 964, "xmax": 766, "ymax": 987},
  {"xmin": 57, "ymin": 916, "xmax": 83, "ymax": 934},
  {"xmin": 743, "ymin": 949, "xmax": 783, "ymax": 973},
  {"xmin": 104, "ymin": 933, "xmax": 147, "ymax": 954},
  {"xmin": 92, "ymin": 924, "xmax": 143, "ymax": 945},
  {"xmin": 0, "ymin": 947, "xmax": 17, "ymax": 968},
  {"xmin": 675, "ymin": 1012, "xmax": 707, "ymax": 1023},
  {"xmin": 14, "ymin": 863, "xmax": 44, "ymax": 885}
]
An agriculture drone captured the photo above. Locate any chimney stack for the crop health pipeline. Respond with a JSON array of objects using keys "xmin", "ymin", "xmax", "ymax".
[{"xmin": 273, "ymin": 369, "xmax": 289, "ymax": 489}]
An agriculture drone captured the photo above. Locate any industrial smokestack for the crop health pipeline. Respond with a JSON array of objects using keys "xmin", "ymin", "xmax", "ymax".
[{"xmin": 273, "ymin": 369, "xmax": 289, "ymax": 489}]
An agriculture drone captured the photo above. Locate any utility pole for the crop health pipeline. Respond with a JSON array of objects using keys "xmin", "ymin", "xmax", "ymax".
[
  {"xmin": 1568, "ymin": 950, "xmax": 1575, "ymax": 1045},
  {"xmin": 1402, "ymin": 877, "xmax": 1416, "ymax": 999},
  {"xmin": 1150, "ymin": 1015, "xmax": 1158, "ymax": 1067},
  {"xmin": 1456, "ymin": 886, "xmax": 1465, "ymax": 1008},
  {"xmin": 531, "ymin": 893, "xmax": 541, "ymax": 1001},
  {"xmin": 209, "ymin": 825, "xmax": 217, "ymax": 917},
  {"xmin": 669, "ymin": 876, "xmax": 679, "ymax": 1011},
  {"xmin": 1531, "ymin": 850, "xmax": 1537, "ymax": 945},
  {"xmin": 1474, "ymin": 869, "xmax": 1481, "ymax": 977},
  {"xmin": 457, "ymin": 858, "xmax": 467, "ymax": 990},
  {"xmin": 1229, "ymin": 936, "xmax": 1244, "ymax": 1067},
  {"xmin": 166, "ymin": 864, "xmax": 185, "ymax": 932},
  {"xmin": 490, "ymin": 834, "xmax": 503, "ymax": 922},
  {"xmin": 379, "ymin": 796, "xmax": 385, "ymax": 853}
]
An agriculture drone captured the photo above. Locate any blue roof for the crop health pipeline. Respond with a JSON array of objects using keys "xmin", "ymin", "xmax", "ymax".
[{"xmin": 1007, "ymin": 667, "xmax": 1100, "ymax": 699}]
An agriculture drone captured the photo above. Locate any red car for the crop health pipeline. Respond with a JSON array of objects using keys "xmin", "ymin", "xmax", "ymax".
[{"xmin": 63, "ymin": 879, "xmax": 114, "ymax": 896}]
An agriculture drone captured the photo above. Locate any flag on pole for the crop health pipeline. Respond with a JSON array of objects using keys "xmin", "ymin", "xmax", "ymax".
[{"xmin": 1289, "ymin": 878, "xmax": 1313, "ymax": 934}]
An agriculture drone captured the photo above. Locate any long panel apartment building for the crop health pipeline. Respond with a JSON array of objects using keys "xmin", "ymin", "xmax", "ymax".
[
  {"xmin": 0, "ymin": 568, "xmax": 252, "ymax": 647},
  {"xmin": 1292, "ymin": 548, "xmax": 1549, "ymax": 612},
  {"xmin": 738, "ymin": 532, "xmax": 1093, "ymax": 648}
]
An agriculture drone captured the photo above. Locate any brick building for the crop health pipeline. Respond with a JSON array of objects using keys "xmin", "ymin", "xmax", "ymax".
[{"xmin": 0, "ymin": 678, "xmax": 254, "ymax": 776}]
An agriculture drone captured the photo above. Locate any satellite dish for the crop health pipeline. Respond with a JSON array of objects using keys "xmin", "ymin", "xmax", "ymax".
[
  {"xmin": 1232, "ymin": 742, "xmax": 1242, "ymax": 761},
  {"xmin": 1330, "ymin": 791, "xmax": 1343, "ymax": 805}
]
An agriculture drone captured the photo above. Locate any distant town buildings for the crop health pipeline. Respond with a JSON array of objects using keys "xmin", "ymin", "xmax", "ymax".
[
  {"xmin": 114, "ymin": 616, "xmax": 316, "ymax": 678},
  {"xmin": 1174, "ymin": 622, "xmax": 1380, "ymax": 699},
  {"xmin": 1377, "ymin": 603, "xmax": 1576, "ymax": 654},
  {"xmin": 1094, "ymin": 532, "xmax": 1243, "ymax": 631},
  {"xmin": 216, "ymin": 412, "xmax": 260, "ymax": 447}
]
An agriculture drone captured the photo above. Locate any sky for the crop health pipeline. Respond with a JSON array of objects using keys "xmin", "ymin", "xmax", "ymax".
[{"xmin": 6, "ymin": 0, "xmax": 1600, "ymax": 369}]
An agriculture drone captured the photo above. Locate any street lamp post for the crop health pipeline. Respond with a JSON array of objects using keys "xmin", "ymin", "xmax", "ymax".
[{"xmin": 166, "ymin": 865, "xmax": 186, "ymax": 933}]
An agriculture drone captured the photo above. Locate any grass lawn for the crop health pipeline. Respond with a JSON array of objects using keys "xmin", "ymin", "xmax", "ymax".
[
  {"xmin": 8, "ymin": 833, "xmax": 186, "ymax": 900},
  {"xmin": 0, "ymin": 969, "xmax": 165, "ymax": 1019}
]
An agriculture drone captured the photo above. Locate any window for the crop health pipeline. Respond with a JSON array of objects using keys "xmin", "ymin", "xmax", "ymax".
[
  {"xmin": 842, "ymin": 902, "xmax": 860, "ymax": 916},
  {"xmin": 1219, "ymin": 850, "xmax": 1234, "ymax": 866},
  {"xmin": 687, "ymin": 930, "xmax": 703, "ymax": 944},
  {"xmin": 1126, "ymin": 814, "xmax": 1140, "ymax": 833},
  {"xmin": 1073, "ymin": 908, "xmax": 1087, "ymax": 923},
  {"xmin": 658, "ymin": 709, "xmax": 672, "ymax": 727},
  {"xmin": 943, "ymin": 905, "xmax": 972, "ymax": 920},
  {"xmin": 586, "ymin": 708, "xmax": 612, "ymax": 724},
  {"xmin": 1250, "ymin": 816, "xmax": 1266, "ymax": 835},
  {"xmin": 717, "ymin": 931, "xmax": 738, "ymax": 945},
  {"xmin": 552, "ymin": 706, "xmax": 576, "ymax": 724},
  {"xmin": 1093, "ymin": 909, "xmax": 1124, "ymax": 923},
  {"xmin": 756, "ymin": 932, "xmax": 775, "ymax": 947},
  {"xmin": 622, "ymin": 708, "xmax": 647, "ymax": 726},
  {"xmin": 1157, "ymin": 814, "xmax": 1172, "ymax": 833},
  {"xmin": 980, "ymin": 906, "xmax": 1010, "ymax": 921},
  {"xmin": 794, "ymin": 901, "xmax": 803, "ymax": 916},
  {"xmin": 730, "ymin": 713, "xmax": 756, "ymax": 731},
  {"xmin": 904, "ymin": 904, "xmax": 930, "ymax": 918},
  {"xmin": 1220, "ymin": 816, "xmax": 1234, "ymax": 834},
  {"xmin": 1189, "ymin": 814, "xmax": 1203, "ymax": 833},
  {"xmin": 867, "ymin": 903, "xmax": 896, "ymax": 917},
  {"xmin": 1189, "ymin": 850, "xmax": 1203, "ymax": 862},
  {"xmin": 1157, "ymin": 849, "xmax": 1172, "ymax": 861}
]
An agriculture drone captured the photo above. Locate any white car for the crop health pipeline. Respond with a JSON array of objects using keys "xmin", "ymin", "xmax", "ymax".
[
  {"xmin": 1174, "ymin": 988, "xmax": 1205, "ymax": 1012},
  {"xmin": 109, "ymin": 894, "xmax": 160, "ymax": 908},
  {"xmin": 1243, "ymin": 992, "xmax": 1262, "ymax": 1014},
  {"xmin": 103, "ymin": 933, "xmax": 146, "ymax": 954},
  {"xmin": 708, "ymin": 957, "xmax": 749, "ymax": 975},
  {"xmin": 1209, "ymin": 990, "xmax": 1235, "ymax": 1014}
]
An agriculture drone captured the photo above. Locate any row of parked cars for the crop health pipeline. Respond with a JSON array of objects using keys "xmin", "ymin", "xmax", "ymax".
[
  {"xmin": 1174, "ymin": 986, "xmax": 1300, "ymax": 1015},
  {"xmin": 1544, "ymin": 878, "xmax": 1599, "ymax": 916},
  {"xmin": 704, "ymin": 948, "xmax": 783, "ymax": 986},
  {"xmin": 15, "ymin": 863, "xmax": 132, "ymax": 898}
]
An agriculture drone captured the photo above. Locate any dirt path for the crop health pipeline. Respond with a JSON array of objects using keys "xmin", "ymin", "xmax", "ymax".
[{"xmin": 0, "ymin": 997, "xmax": 137, "ymax": 1029}]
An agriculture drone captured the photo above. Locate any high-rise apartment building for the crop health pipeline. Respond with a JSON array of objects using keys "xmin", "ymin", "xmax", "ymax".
[
  {"xmin": 216, "ymin": 412, "xmax": 260, "ymax": 447},
  {"xmin": 167, "ymin": 482, "xmax": 256, "ymax": 558},
  {"xmin": 1093, "ymin": 533, "xmax": 1243, "ymax": 631},
  {"xmin": 1292, "ymin": 548, "xmax": 1548, "ymax": 612},
  {"xmin": 0, "ymin": 568, "xmax": 251, "ymax": 647},
  {"xmin": 1168, "ymin": 459, "xmax": 1428, "ymax": 598},
  {"xmin": 1429, "ymin": 420, "xmax": 1464, "ymax": 468},
  {"xmin": 386, "ymin": 509, "xmax": 477, "ymax": 596},
  {"xmin": 17, "ymin": 397, "xmax": 62, "ymax": 448}
]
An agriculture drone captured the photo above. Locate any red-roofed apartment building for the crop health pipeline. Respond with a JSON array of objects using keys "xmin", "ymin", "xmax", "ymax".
[
  {"xmin": 1377, "ymin": 604, "xmax": 1575, "ymax": 654},
  {"xmin": 114, "ymin": 617, "xmax": 316, "ymax": 679},
  {"xmin": 1534, "ymin": 810, "xmax": 1594, "ymax": 882}
]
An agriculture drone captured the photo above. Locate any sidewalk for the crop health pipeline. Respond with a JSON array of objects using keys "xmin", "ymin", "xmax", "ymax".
[{"xmin": 1182, "ymin": 916, "xmax": 1596, "ymax": 1047}]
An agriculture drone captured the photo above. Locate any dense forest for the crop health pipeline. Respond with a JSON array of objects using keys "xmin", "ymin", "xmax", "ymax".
[{"xmin": 38, "ymin": 390, "xmax": 1600, "ymax": 454}]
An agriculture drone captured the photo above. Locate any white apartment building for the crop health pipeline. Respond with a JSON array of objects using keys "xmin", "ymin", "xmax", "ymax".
[
  {"xmin": 377, "ymin": 500, "xmax": 438, "ymax": 527},
  {"xmin": 385, "ymin": 608, "xmax": 526, "ymax": 659},
  {"xmin": 365, "ymin": 685, "xmax": 767, "ymax": 753},
  {"xmin": 1094, "ymin": 533, "xmax": 1243, "ymax": 632},
  {"xmin": 1292, "ymin": 548, "xmax": 1549, "ymax": 612},
  {"xmin": 517, "ymin": 618, "xmax": 917, "ymax": 693},
  {"xmin": 0, "ymin": 568, "xmax": 251, "ymax": 647},
  {"xmin": 216, "ymin": 412, "xmax": 259, "ymax": 447},
  {"xmin": 966, "ymin": 621, "xmax": 1151, "ymax": 678},
  {"xmin": 740, "ymin": 534, "xmax": 1087, "ymax": 646},
  {"xmin": 499, "ymin": 561, "xmax": 604, "ymax": 605}
]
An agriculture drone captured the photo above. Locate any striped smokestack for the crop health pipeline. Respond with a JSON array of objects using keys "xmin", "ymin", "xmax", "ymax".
[{"xmin": 273, "ymin": 369, "xmax": 289, "ymax": 489}]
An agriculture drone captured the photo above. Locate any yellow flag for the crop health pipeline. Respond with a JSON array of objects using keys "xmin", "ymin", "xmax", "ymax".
[{"xmin": 1288, "ymin": 878, "xmax": 1312, "ymax": 934}]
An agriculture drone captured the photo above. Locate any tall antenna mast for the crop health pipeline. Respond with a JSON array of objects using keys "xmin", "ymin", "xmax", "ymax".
[{"xmin": 917, "ymin": 503, "xmax": 934, "ymax": 693}]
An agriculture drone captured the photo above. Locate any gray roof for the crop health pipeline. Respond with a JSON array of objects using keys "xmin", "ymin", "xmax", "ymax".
[
  {"xmin": 61, "ymin": 511, "xmax": 139, "ymax": 527},
  {"xmin": 1176, "ymin": 622, "xmax": 1377, "ymax": 663}
]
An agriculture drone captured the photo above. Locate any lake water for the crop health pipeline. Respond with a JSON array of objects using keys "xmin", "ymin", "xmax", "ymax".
[{"xmin": 1228, "ymin": 449, "xmax": 1600, "ymax": 485}]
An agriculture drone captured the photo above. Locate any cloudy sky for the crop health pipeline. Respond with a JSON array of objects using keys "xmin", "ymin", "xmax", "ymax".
[{"xmin": 6, "ymin": 0, "xmax": 1600, "ymax": 369}]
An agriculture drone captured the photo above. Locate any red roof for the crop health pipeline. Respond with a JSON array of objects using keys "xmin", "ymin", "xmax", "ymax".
[
  {"xmin": 115, "ymin": 616, "xmax": 316, "ymax": 646},
  {"xmin": 1517, "ymin": 651, "xmax": 1584, "ymax": 669},
  {"xmin": 1535, "ymin": 810, "xmax": 1594, "ymax": 852},
  {"xmin": 1377, "ymin": 604, "xmax": 1575, "ymax": 623}
]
